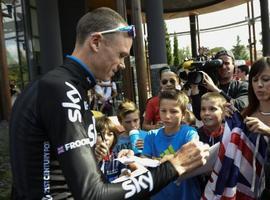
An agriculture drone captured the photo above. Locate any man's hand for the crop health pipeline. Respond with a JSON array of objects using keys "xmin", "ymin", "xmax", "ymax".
[
  {"xmin": 200, "ymin": 71, "xmax": 220, "ymax": 92},
  {"xmin": 117, "ymin": 149, "xmax": 139, "ymax": 171},
  {"xmin": 117, "ymin": 149, "xmax": 134, "ymax": 158},
  {"xmin": 168, "ymin": 141, "xmax": 209, "ymax": 176}
]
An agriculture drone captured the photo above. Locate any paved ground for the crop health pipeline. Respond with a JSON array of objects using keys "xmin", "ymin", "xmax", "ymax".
[{"xmin": 0, "ymin": 120, "xmax": 11, "ymax": 199}]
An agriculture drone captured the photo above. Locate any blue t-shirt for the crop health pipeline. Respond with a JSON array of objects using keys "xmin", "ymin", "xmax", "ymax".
[
  {"xmin": 113, "ymin": 131, "xmax": 148, "ymax": 156},
  {"xmin": 113, "ymin": 134, "xmax": 132, "ymax": 154},
  {"xmin": 143, "ymin": 125, "xmax": 201, "ymax": 200}
]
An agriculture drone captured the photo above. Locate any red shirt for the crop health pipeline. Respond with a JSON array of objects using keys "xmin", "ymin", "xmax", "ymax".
[{"xmin": 144, "ymin": 96, "xmax": 160, "ymax": 124}]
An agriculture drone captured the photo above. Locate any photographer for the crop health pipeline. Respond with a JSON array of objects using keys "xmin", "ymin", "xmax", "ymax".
[{"xmin": 190, "ymin": 49, "xmax": 248, "ymax": 120}]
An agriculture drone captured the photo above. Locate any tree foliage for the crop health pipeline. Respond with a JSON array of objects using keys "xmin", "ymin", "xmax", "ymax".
[
  {"xmin": 164, "ymin": 22, "xmax": 172, "ymax": 66},
  {"xmin": 173, "ymin": 32, "xmax": 180, "ymax": 67},
  {"xmin": 178, "ymin": 47, "xmax": 191, "ymax": 65},
  {"xmin": 231, "ymin": 35, "xmax": 249, "ymax": 60}
]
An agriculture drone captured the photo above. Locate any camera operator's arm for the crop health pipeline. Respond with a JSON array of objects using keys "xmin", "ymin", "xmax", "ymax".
[
  {"xmin": 201, "ymin": 72, "xmax": 248, "ymax": 111},
  {"xmin": 190, "ymin": 84, "xmax": 202, "ymax": 120},
  {"xmin": 200, "ymin": 72, "xmax": 221, "ymax": 93},
  {"xmin": 228, "ymin": 81, "xmax": 248, "ymax": 111}
]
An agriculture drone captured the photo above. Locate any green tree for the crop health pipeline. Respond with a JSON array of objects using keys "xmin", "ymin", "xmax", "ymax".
[
  {"xmin": 164, "ymin": 22, "xmax": 172, "ymax": 66},
  {"xmin": 209, "ymin": 47, "xmax": 225, "ymax": 57},
  {"xmin": 173, "ymin": 32, "xmax": 180, "ymax": 67},
  {"xmin": 231, "ymin": 35, "xmax": 249, "ymax": 60},
  {"xmin": 178, "ymin": 47, "xmax": 191, "ymax": 65}
]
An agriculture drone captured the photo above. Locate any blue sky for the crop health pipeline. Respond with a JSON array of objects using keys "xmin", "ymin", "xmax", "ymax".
[{"xmin": 165, "ymin": 0, "xmax": 263, "ymax": 51}]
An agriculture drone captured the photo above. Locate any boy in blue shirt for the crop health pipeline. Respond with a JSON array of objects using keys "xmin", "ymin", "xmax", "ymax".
[{"xmin": 143, "ymin": 89, "xmax": 200, "ymax": 200}]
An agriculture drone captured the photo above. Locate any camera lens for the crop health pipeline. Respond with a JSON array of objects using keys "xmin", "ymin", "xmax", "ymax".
[
  {"xmin": 178, "ymin": 71, "xmax": 188, "ymax": 81},
  {"xmin": 187, "ymin": 71, "xmax": 203, "ymax": 85}
]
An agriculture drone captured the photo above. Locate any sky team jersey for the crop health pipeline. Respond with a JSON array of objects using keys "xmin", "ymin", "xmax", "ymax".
[{"xmin": 9, "ymin": 58, "xmax": 179, "ymax": 200}]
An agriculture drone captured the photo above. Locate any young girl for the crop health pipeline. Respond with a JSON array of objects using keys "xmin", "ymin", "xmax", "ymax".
[
  {"xmin": 142, "ymin": 89, "xmax": 200, "ymax": 200},
  {"xmin": 94, "ymin": 116, "xmax": 126, "ymax": 182}
]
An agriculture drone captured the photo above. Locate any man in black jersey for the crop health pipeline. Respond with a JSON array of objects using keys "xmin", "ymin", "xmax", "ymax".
[{"xmin": 9, "ymin": 7, "xmax": 209, "ymax": 199}]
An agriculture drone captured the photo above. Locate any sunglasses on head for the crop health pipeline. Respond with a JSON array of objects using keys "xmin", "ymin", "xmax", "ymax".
[
  {"xmin": 99, "ymin": 25, "xmax": 136, "ymax": 38},
  {"xmin": 161, "ymin": 78, "xmax": 176, "ymax": 85}
]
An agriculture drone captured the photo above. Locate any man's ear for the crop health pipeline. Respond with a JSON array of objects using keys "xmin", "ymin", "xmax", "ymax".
[{"xmin": 88, "ymin": 33, "xmax": 102, "ymax": 52}]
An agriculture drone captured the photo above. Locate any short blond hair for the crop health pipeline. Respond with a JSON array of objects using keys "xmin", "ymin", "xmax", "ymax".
[
  {"xmin": 201, "ymin": 92, "xmax": 227, "ymax": 110},
  {"xmin": 117, "ymin": 99, "xmax": 139, "ymax": 122},
  {"xmin": 159, "ymin": 89, "xmax": 190, "ymax": 114}
]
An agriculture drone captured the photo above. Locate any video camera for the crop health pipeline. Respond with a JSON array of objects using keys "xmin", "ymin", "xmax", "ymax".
[{"xmin": 179, "ymin": 59, "xmax": 223, "ymax": 85}]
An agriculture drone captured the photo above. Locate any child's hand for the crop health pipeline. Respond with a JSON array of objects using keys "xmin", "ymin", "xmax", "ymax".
[{"xmin": 94, "ymin": 142, "xmax": 109, "ymax": 161}]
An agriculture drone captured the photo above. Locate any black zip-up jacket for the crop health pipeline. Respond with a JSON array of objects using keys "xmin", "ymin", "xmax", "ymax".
[{"xmin": 9, "ymin": 57, "xmax": 178, "ymax": 200}]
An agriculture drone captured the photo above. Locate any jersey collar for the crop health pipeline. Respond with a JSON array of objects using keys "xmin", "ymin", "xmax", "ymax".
[{"xmin": 66, "ymin": 55, "xmax": 96, "ymax": 87}]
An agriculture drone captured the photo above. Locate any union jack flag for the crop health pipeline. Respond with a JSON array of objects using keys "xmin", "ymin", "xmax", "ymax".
[{"xmin": 202, "ymin": 112, "xmax": 269, "ymax": 200}]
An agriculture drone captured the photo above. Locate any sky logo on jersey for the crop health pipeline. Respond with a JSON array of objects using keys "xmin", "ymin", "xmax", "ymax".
[
  {"xmin": 122, "ymin": 171, "xmax": 153, "ymax": 199},
  {"xmin": 62, "ymin": 82, "xmax": 82, "ymax": 122},
  {"xmin": 57, "ymin": 138, "xmax": 91, "ymax": 155}
]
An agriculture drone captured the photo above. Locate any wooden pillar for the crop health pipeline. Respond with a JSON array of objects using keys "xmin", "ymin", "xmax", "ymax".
[
  {"xmin": 116, "ymin": 0, "xmax": 135, "ymax": 102},
  {"xmin": 0, "ymin": 3, "xmax": 12, "ymax": 120},
  {"xmin": 131, "ymin": 0, "xmax": 148, "ymax": 113},
  {"xmin": 260, "ymin": 0, "xmax": 270, "ymax": 56}
]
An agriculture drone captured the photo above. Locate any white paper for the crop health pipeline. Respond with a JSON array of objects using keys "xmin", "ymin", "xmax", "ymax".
[
  {"xmin": 176, "ymin": 142, "xmax": 220, "ymax": 182},
  {"xmin": 116, "ymin": 156, "xmax": 160, "ymax": 168}
]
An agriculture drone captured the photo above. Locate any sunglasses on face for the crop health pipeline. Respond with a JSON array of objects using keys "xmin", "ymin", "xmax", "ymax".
[
  {"xmin": 161, "ymin": 78, "xmax": 176, "ymax": 85},
  {"xmin": 99, "ymin": 25, "xmax": 136, "ymax": 38}
]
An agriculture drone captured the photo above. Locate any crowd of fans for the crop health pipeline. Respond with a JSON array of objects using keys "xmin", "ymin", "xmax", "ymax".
[
  {"xmin": 8, "ymin": 7, "xmax": 270, "ymax": 200},
  {"xmin": 89, "ymin": 48, "xmax": 270, "ymax": 199}
]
